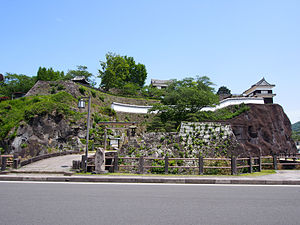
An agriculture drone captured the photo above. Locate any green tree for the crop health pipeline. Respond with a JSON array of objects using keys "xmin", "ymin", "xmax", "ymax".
[
  {"xmin": 0, "ymin": 73, "xmax": 36, "ymax": 97},
  {"xmin": 36, "ymin": 67, "xmax": 64, "ymax": 81},
  {"xmin": 151, "ymin": 76, "xmax": 219, "ymax": 128},
  {"xmin": 98, "ymin": 52, "xmax": 147, "ymax": 91},
  {"xmin": 292, "ymin": 131, "xmax": 300, "ymax": 142},
  {"xmin": 64, "ymin": 65, "xmax": 96, "ymax": 87},
  {"xmin": 292, "ymin": 121, "xmax": 300, "ymax": 133},
  {"xmin": 141, "ymin": 85, "xmax": 166, "ymax": 99},
  {"xmin": 217, "ymin": 86, "xmax": 231, "ymax": 95},
  {"xmin": 120, "ymin": 83, "xmax": 140, "ymax": 96},
  {"xmin": 124, "ymin": 56, "xmax": 147, "ymax": 87}
]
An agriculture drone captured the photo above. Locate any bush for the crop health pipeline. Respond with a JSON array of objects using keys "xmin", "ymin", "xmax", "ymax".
[
  {"xmin": 50, "ymin": 87, "xmax": 56, "ymax": 94},
  {"xmin": 100, "ymin": 106, "xmax": 116, "ymax": 117},
  {"xmin": 173, "ymin": 143, "xmax": 180, "ymax": 150},
  {"xmin": 120, "ymin": 83, "xmax": 140, "ymax": 96},
  {"xmin": 57, "ymin": 84, "xmax": 65, "ymax": 90},
  {"xmin": 99, "ymin": 95, "xmax": 105, "ymax": 102},
  {"xmin": 91, "ymin": 90, "xmax": 96, "ymax": 98},
  {"xmin": 79, "ymin": 87, "xmax": 85, "ymax": 95}
]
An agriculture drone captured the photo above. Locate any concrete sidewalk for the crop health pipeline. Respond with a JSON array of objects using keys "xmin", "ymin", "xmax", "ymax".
[
  {"xmin": 1, "ymin": 170, "xmax": 300, "ymax": 185},
  {"xmin": 13, "ymin": 154, "xmax": 82, "ymax": 174}
]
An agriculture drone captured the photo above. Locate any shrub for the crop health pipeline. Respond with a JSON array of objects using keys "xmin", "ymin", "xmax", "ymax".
[
  {"xmin": 98, "ymin": 95, "xmax": 104, "ymax": 102},
  {"xmin": 100, "ymin": 106, "xmax": 116, "ymax": 117},
  {"xmin": 57, "ymin": 84, "xmax": 65, "ymax": 90},
  {"xmin": 50, "ymin": 87, "xmax": 56, "ymax": 94},
  {"xmin": 79, "ymin": 87, "xmax": 85, "ymax": 95},
  {"xmin": 91, "ymin": 90, "xmax": 96, "ymax": 98},
  {"xmin": 21, "ymin": 143, "xmax": 28, "ymax": 148},
  {"xmin": 173, "ymin": 143, "xmax": 180, "ymax": 150}
]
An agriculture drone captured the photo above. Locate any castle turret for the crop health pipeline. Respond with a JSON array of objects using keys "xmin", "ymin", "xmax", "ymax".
[{"xmin": 243, "ymin": 78, "xmax": 276, "ymax": 104}]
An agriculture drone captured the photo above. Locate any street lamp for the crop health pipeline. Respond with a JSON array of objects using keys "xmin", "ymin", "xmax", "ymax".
[{"xmin": 78, "ymin": 96, "xmax": 91, "ymax": 173}]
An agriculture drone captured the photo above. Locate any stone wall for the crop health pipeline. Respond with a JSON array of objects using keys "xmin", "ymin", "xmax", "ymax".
[{"xmin": 120, "ymin": 122, "xmax": 237, "ymax": 158}]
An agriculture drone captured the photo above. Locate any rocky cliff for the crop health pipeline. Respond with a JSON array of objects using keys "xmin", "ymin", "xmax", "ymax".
[
  {"xmin": 228, "ymin": 104, "xmax": 297, "ymax": 156},
  {"xmin": 10, "ymin": 113, "xmax": 86, "ymax": 158}
]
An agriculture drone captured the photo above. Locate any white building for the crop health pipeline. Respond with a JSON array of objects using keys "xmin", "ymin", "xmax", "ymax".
[
  {"xmin": 151, "ymin": 79, "xmax": 171, "ymax": 89},
  {"xmin": 243, "ymin": 78, "xmax": 276, "ymax": 104}
]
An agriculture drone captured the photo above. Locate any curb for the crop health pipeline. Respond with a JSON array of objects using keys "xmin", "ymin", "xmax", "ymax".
[
  {"xmin": 9, "ymin": 170, "xmax": 74, "ymax": 176},
  {"xmin": 0, "ymin": 175, "xmax": 300, "ymax": 185}
]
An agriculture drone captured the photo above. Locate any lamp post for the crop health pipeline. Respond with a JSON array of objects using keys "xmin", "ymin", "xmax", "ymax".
[{"xmin": 78, "ymin": 96, "xmax": 91, "ymax": 173}]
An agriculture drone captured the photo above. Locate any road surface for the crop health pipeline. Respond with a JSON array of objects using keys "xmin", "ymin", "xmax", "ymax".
[{"xmin": 0, "ymin": 182, "xmax": 300, "ymax": 225}]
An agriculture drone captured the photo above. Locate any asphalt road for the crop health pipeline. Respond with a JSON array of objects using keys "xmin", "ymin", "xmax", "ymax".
[{"xmin": 0, "ymin": 182, "xmax": 300, "ymax": 225}]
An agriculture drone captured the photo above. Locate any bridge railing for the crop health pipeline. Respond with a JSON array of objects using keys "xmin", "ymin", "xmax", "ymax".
[{"xmin": 0, "ymin": 151, "xmax": 81, "ymax": 172}]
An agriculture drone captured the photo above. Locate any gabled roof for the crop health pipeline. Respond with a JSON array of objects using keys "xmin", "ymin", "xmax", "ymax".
[
  {"xmin": 151, "ymin": 79, "xmax": 171, "ymax": 85},
  {"xmin": 243, "ymin": 77, "xmax": 275, "ymax": 95},
  {"xmin": 253, "ymin": 77, "xmax": 274, "ymax": 87},
  {"xmin": 72, "ymin": 76, "xmax": 90, "ymax": 85}
]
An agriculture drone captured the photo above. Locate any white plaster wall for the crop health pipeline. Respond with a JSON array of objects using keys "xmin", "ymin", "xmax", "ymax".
[
  {"xmin": 111, "ymin": 102, "xmax": 153, "ymax": 114},
  {"xmin": 201, "ymin": 97, "xmax": 264, "ymax": 112},
  {"xmin": 111, "ymin": 97, "xmax": 264, "ymax": 114}
]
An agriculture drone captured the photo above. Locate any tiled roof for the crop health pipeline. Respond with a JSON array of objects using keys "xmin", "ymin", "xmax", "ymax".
[
  {"xmin": 151, "ymin": 79, "xmax": 171, "ymax": 85},
  {"xmin": 253, "ymin": 77, "xmax": 274, "ymax": 87}
]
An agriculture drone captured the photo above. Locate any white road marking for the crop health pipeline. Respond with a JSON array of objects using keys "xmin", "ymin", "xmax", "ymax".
[{"xmin": 0, "ymin": 180, "xmax": 299, "ymax": 187}]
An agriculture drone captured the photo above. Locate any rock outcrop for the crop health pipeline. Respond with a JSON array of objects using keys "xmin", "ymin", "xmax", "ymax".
[
  {"xmin": 228, "ymin": 104, "xmax": 297, "ymax": 156},
  {"xmin": 10, "ymin": 113, "xmax": 85, "ymax": 158}
]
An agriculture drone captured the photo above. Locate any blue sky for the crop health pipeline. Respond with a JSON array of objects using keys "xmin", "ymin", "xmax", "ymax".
[{"xmin": 1, "ymin": 0, "xmax": 299, "ymax": 123}]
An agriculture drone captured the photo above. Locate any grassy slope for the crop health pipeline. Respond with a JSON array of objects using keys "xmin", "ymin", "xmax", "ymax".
[{"xmin": 0, "ymin": 91, "xmax": 80, "ymax": 141}]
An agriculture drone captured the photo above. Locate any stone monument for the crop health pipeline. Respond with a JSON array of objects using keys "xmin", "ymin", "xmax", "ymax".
[{"xmin": 95, "ymin": 148, "xmax": 106, "ymax": 173}]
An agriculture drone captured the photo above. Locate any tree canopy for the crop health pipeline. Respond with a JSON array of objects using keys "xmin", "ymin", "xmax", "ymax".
[
  {"xmin": 64, "ymin": 65, "xmax": 95, "ymax": 87},
  {"xmin": 150, "ymin": 76, "xmax": 219, "ymax": 130},
  {"xmin": 36, "ymin": 67, "xmax": 65, "ymax": 81},
  {"xmin": 292, "ymin": 121, "xmax": 300, "ymax": 133},
  {"xmin": 217, "ymin": 86, "xmax": 231, "ymax": 95},
  {"xmin": 0, "ymin": 73, "xmax": 36, "ymax": 97},
  {"xmin": 98, "ymin": 52, "xmax": 147, "ymax": 91}
]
